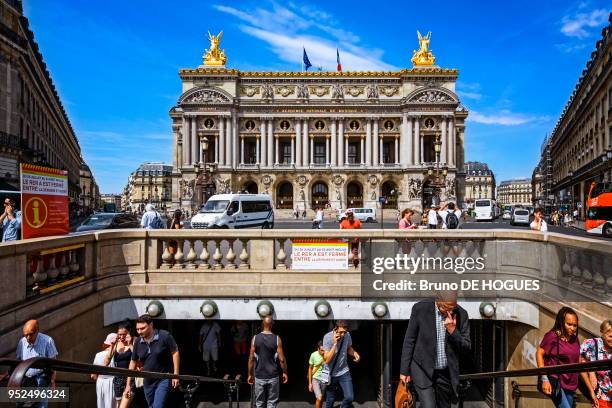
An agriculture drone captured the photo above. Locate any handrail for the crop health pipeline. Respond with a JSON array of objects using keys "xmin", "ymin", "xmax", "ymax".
[
  {"xmin": 7, "ymin": 357, "xmax": 241, "ymax": 408},
  {"xmin": 458, "ymin": 359, "xmax": 612, "ymax": 380}
]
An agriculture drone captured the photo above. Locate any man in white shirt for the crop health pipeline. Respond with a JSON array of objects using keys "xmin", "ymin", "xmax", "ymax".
[
  {"xmin": 438, "ymin": 202, "xmax": 462, "ymax": 230},
  {"xmin": 530, "ymin": 208, "xmax": 548, "ymax": 232},
  {"xmin": 427, "ymin": 206, "xmax": 439, "ymax": 229}
]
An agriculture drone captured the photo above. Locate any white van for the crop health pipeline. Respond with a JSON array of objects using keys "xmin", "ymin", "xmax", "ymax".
[
  {"xmin": 190, "ymin": 194, "xmax": 274, "ymax": 229},
  {"xmin": 336, "ymin": 208, "xmax": 377, "ymax": 223},
  {"xmin": 474, "ymin": 199, "xmax": 497, "ymax": 221}
]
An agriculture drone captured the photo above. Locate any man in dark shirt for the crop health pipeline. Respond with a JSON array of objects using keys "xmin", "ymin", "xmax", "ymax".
[
  {"xmin": 124, "ymin": 314, "xmax": 180, "ymax": 408},
  {"xmin": 247, "ymin": 315, "xmax": 288, "ymax": 408}
]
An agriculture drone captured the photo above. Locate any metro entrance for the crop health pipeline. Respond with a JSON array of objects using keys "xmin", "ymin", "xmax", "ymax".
[{"xmin": 147, "ymin": 319, "xmax": 500, "ymax": 407}]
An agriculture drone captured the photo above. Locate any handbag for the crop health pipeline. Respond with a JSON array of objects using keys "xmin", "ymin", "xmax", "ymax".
[
  {"xmin": 537, "ymin": 332, "xmax": 562, "ymax": 400},
  {"xmin": 395, "ymin": 379, "xmax": 414, "ymax": 408}
]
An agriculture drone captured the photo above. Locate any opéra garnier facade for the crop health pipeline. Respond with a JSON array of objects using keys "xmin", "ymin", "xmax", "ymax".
[{"xmin": 170, "ymin": 32, "xmax": 467, "ymax": 214}]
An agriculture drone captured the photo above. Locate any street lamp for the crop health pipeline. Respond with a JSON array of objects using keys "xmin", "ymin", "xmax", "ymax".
[{"xmin": 427, "ymin": 132, "xmax": 447, "ymax": 206}]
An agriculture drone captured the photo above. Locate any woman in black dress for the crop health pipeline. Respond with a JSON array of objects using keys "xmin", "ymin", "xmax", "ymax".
[{"xmin": 104, "ymin": 322, "xmax": 134, "ymax": 408}]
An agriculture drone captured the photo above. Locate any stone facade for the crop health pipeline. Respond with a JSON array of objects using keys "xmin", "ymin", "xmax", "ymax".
[
  {"xmin": 497, "ymin": 178, "xmax": 532, "ymax": 206},
  {"xmin": 464, "ymin": 161, "xmax": 495, "ymax": 205},
  {"xmin": 123, "ymin": 162, "xmax": 173, "ymax": 213},
  {"xmin": 547, "ymin": 15, "xmax": 612, "ymax": 215},
  {"xmin": 0, "ymin": 0, "xmax": 84, "ymax": 202},
  {"xmin": 169, "ymin": 52, "xmax": 468, "ymax": 215}
]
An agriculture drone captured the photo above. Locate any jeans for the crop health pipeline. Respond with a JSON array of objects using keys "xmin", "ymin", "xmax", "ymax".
[
  {"xmin": 143, "ymin": 379, "xmax": 171, "ymax": 408},
  {"xmin": 18, "ymin": 373, "xmax": 50, "ymax": 408},
  {"xmin": 551, "ymin": 388, "xmax": 575, "ymax": 408},
  {"xmin": 254, "ymin": 377, "xmax": 280, "ymax": 408},
  {"xmin": 325, "ymin": 372, "xmax": 354, "ymax": 408}
]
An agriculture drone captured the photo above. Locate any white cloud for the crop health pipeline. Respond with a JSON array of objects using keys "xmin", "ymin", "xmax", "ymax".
[
  {"xmin": 560, "ymin": 9, "xmax": 609, "ymax": 38},
  {"xmin": 213, "ymin": 2, "xmax": 396, "ymax": 71},
  {"xmin": 468, "ymin": 110, "xmax": 551, "ymax": 126}
]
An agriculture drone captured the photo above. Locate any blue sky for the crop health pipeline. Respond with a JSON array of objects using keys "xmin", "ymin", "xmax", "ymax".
[{"xmin": 24, "ymin": 1, "xmax": 611, "ymax": 193}]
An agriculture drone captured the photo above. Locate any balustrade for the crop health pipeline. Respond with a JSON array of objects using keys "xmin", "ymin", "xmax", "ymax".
[{"xmin": 0, "ymin": 230, "xmax": 610, "ymax": 309}]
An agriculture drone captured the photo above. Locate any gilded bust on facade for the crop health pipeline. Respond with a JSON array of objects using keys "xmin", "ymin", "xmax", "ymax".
[
  {"xmin": 411, "ymin": 31, "xmax": 436, "ymax": 67},
  {"xmin": 203, "ymin": 31, "xmax": 228, "ymax": 67}
]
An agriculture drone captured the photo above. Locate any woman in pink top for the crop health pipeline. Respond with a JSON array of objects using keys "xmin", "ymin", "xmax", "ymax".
[
  {"xmin": 536, "ymin": 307, "xmax": 581, "ymax": 408},
  {"xmin": 398, "ymin": 208, "xmax": 417, "ymax": 230}
]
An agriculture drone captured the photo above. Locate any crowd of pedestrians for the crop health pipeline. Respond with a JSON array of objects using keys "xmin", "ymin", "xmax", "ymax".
[{"xmin": 11, "ymin": 303, "xmax": 612, "ymax": 408}]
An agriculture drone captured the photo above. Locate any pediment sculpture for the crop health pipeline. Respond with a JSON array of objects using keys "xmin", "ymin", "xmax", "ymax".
[
  {"xmin": 410, "ymin": 89, "xmax": 454, "ymax": 103},
  {"xmin": 183, "ymin": 89, "xmax": 231, "ymax": 104}
]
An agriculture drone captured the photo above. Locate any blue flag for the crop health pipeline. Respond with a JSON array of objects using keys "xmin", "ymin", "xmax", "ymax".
[{"xmin": 303, "ymin": 48, "xmax": 312, "ymax": 71}]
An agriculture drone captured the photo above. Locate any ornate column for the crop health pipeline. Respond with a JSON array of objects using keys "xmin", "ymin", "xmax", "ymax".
[
  {"xmin": 214, "ymin": 134, "xmax": 219, "ymax": 164},
  {"xmin": 181, "ymin": 119, "xmax": 189, "ymax": 168},
  {"xmin": 218, "ymin": 116, "xmax": 225, "ymax": 166},
  {"xmin": 373, "ymin": 118, "xmax": 379, "ymax": 167},
  {"xmin": 310, "ymin": 135, "xmax": 314, "ymax": 166},
  {"xmin": 302, "ymin": 119, "xmax": 309, "ymax": 166},
  {"xmin": 260, "ymin": 118, "xmax": 266, "ymax": 166},
  {"xmin": 395, "ymin": 135, "xmax": 399, "ymax": 165},
  {"xmin": 414, "ymin": 118, "xmax": 421, "ymax": 165},
  {"xmin": 331, "ymin": 118, "xmax": 337, "ymax": 166},
  {"xmin": 360, "ymin": 135, "xmax": 365, "ymax": 166},
  {"xmin": 295, "ymin": 120, "xmax": 302, "ymax": 167},
  {"xmin": 267, "ymin": 119, "xmax": 274, "ymax": 167},
  {"xmin": 191, "ymin": 117, "xmax": 198, "ymax": 165},
  {"xmin": 379, "ymin": 136, "xmax": 383, "ymax": 165},
  {"xmin": 225, "ymin": 117, "xmax": 232, "ymax": 167},
  {"xmin": 345, "ymin": 134, "xmax": 349, "ymax": 165},
  {"xmin": 240, "ymin": 135, "xmax": 245, "ymax": 165},
  {"xmin": 325, "ymin": 135, "xmax": 330, "ymax": 166},
  {"xmin": 405, "ymin": 115, "xmax": 413, "ymax": 165},
  {"xmin": 420, "ymin": 134, "xmax": 424, "ymax": 164},
  {"xmin": 440, "ymin": 116, "xmax": 447, "ymax": 165},
  {"xmin": 256, "ymin": 134, "xmax": 260, "ymax": 165},
  {"xmin": 338, "ymin": 118, "xmax": 344, "ymax": 166},
  {"xmin": 449, "ymin": 118, "xmax": 455, "ymax": 167},
  {"xmin": 366, "ymin": 118, "xmax": 372, "ymax": 166},
  {"xmin": 232, "ymin": 114, "xmax": 238, "ymax": 168},
  {"xmin": 275, "ymin": 135, "xmax": 279, "ymax": 166},
  {"xmin": 291, "ymin": 136, "xmax": 295, "ymax": 165}
]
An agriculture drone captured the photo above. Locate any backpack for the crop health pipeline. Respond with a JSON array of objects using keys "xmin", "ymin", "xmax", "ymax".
[
  {"xmin": 446, "ymin": 211, "xmax": 459, "ymax": 229},
  {"xmin": 151, "ymin": 212, "xmax": 165, "ymax": 229}
]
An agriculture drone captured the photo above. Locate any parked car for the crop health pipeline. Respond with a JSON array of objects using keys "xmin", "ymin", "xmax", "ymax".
[
  {"xmin": 510, "ymin": 208, "xmax": 530, "ymax": 226},
  {"xmin": 336, "ymin": 208, "xmax": 377, "ymax": 223},
  {"xmin": 75, "ymin": 212, "xmax": 139, "ymax": 232},
  {"xmin": 502, "ymin": 210, "xmax": 512, "ymax": 220},
  {"xmin": 190, "ymin": 193, "xmax": 274, "ymax": 229}
]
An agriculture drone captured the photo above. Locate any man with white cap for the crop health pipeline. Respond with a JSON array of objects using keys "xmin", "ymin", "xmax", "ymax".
[{"xmin": 92, "ymin": 333, "xmax": 118, "ymax": 408}]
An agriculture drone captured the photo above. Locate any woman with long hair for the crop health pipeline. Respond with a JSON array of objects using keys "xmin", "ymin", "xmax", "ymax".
[
  {"xmin": 580, "ymin": 319, "xmax": 612, "ymax": 407},
  {"xmin": 536, "ymin": 307, "xmax": 581, "ymax": 408},
  {"xmin": 104, "ymin": 322, "xmax": 135, "ymax": 408},
  {"xmin": 168, "ymin": 209, "xmax": 183, "ymax": 264}
]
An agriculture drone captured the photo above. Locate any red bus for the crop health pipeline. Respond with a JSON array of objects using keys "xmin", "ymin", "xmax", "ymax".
[{"xmin": 586, "ymin": 182, "xmax": 612, "ymax": 237}]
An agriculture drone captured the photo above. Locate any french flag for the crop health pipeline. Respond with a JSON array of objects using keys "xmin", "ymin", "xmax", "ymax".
[{"xmin": 337, "ymin": 48, "xmax": 342, "ymax": 72}]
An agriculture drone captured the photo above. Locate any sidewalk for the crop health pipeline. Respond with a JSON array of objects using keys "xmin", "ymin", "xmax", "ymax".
[{"xmin": 572, "ymin": 220, "xmax": 585, "ymax": 230}]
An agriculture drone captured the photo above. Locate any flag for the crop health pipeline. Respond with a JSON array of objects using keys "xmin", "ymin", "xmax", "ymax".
[
  {"xmin": 337, "ymin": 48, "xmax": 342, "ymax": 72},
  {"xmin": 303, "ymin": 48, "xmax": 312, "ymax": 71}
]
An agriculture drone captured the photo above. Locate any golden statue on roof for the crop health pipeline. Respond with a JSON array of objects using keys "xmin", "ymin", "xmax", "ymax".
[
  {"xmin": 411, "ymin": 31, "xmax": 436, "ymax": 67},
  {"xmin": 203, "ymin": 31, "xmax": 227, "ymax": 67}
]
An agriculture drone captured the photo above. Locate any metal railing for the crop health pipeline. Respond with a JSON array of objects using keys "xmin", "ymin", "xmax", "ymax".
[
  {"xmin": 3, "ymin": 357, "xmax": 242, "ymax": 408},
  {"xmin": 456, "ymin": 359, "xmax": 612, "ymax": 408}
]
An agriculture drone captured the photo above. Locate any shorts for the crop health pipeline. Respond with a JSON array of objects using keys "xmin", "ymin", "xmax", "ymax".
[
  {"xmin": 312, "ymin": 378, "xmax": 327, "ymax": 399},
  {"xmin": 203, "ymin": 346, "xmax": 219, "ymax": 362}
]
